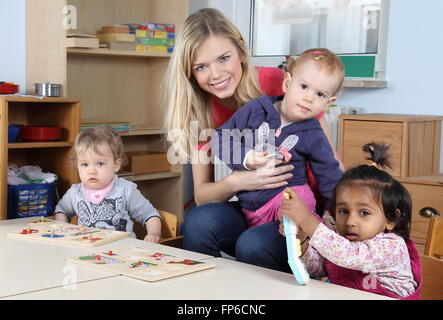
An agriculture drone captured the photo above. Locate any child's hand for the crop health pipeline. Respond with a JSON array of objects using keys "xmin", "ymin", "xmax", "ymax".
[
  {"xmin": 278, "ymin": 214, "xmax": 308, "ymax": 240},
  {"xmin": 245, "ymin": 151, "xmax": 283, "ymax": 170},
  {"xmin": 322, "ymin": 210, "xmax": 337, "ymax": 232},
  {"xmin": 144, "ymin": 233, "xmax": 161, "ymax": 243},
  {"xmin": 280, "ymin": 188, "xmax": 307, "ymax": 226},
  {"xmin": 280, "ymin": 188, "xmax": 320, "ymax": 238},
  {"xmin": 278, "ymin": 215, "xmax": 285, "ymax": 237},
  {"xmin": 144, "ymin": 216, "xmax": 162, "ymax": 243}
]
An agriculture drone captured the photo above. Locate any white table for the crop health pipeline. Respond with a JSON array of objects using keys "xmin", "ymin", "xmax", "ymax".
[
  {"xmin": 4, "ymin": 257, "xmax": 392, "ymax": 300},
  {"xmin": 0, "ymin": 217, "xmax": 211, "ymax": 298}
]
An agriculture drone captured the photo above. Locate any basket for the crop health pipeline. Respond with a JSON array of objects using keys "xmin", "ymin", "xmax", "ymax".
[{"xmin": 7, "ymin": 182, "xmax": 57, "ymax": 219}]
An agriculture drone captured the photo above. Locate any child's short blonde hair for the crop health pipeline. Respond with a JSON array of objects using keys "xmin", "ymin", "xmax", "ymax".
[
  {"xmin": 287, "ymin": 48, "xmax": 345, "ymax": 96},
  {"xmin": 73, "ymin": 126, "xmax": 127, "ymax": 169}
]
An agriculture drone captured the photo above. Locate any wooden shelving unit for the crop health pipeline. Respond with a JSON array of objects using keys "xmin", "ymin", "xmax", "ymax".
[
  {"xmin": 0, "ymin": 96, "xmax": 80, "ymax": 220},
  {"xmin": 67, "ymin": 48, "xmax": 171, "ymax": 58},
  {"xmin": 25, "ymin": 0, "xmax": 189, "ymax": 221},
  {"xmin": 119, "ymin": 129, "xmax": 165, "ymax": 137},
  {"xmin": 8, "ymin": 142, "xmax": 74, "ymax": 149}
]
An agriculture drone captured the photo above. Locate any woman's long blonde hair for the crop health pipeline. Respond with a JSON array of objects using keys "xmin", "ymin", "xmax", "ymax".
[{"xmin": 163, "ymin": 8, "xmax": 263, "ymax": 162}]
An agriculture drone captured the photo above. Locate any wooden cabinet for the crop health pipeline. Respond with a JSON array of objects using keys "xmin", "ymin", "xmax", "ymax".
[
  {"xmin": 338, "ymin": 114, "xmax": 443, "ymax": 178},
  {"xmin": 0, "ymin": 97, "xmax": 80, "ymax": 220},
  {"xmin": 397, "ymin": 175, "xmax": 443, "ymax": 254},
  {"xmin": 338, "ymin": 113, "xmax": 443, "ymax": 254},
  {"xmin": 26, "ymin": 0, "xmax": 189, "ymax": 220}
]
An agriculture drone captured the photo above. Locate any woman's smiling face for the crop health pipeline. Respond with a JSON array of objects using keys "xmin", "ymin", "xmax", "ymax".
[{"xmin": 191, "ymin": 34, "xmax": 243, "ymax": 101}]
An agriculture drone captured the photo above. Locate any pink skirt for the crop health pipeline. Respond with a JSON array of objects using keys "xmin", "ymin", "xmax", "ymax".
[{"xmin": 242, "ymin": 184, "xmax": 320, "ymax": 228}]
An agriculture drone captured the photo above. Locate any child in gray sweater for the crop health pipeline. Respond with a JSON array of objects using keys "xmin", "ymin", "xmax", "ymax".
[{"xmin": 55, "ymin": 126, "xmax": 162, "ymax": 242}]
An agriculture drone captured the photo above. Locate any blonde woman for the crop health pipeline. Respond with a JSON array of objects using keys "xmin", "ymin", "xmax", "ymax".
[{"xmin": 164, "ymin": 8, "xmax": 339, "ymax": 272}]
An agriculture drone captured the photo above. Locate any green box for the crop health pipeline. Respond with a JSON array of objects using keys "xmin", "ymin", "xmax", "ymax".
[{"xmin": 339, "ymin": 55, "xmax": 376, "ymax": 78}]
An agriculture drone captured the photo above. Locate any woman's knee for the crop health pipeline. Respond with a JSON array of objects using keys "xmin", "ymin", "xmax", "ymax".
[
  {"xmin": 235, "ymin": 227, "xmax": 268, "ymax": 260},
  {"xmin": 184, "ymin": 202, "xmax": 247, "ymax": 240},
  {"xmin": 235, "ymin": 221, "xmax": 289, "ymax": 272}
]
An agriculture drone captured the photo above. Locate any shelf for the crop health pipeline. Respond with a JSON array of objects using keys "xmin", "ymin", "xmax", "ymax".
[
  {"xmin": 1, "ymin": 96, "xmax": 80, "ymax": 103},
  {"xmin": 118, "ymin": 171, "xmax": 181, "ymax": 182},
  {"xmin": 8, "ymin": 142, "xmax": 74, "ymax": 149},
  {"xmin": 120, "ymin": 129, "xmax": 165, "ymax": 137},
  {"xmin": 343, "ymin": 79, "xmax": 387, "ymax": 88},
  {"xmin": 67, "ymin": 48, "xmax": 171, "ymax": 59}
]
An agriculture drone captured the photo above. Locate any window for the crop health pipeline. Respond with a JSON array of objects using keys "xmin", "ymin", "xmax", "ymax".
[{"xmin": 246, "ymin": 0, "xmax": 390, "ymax": 79}]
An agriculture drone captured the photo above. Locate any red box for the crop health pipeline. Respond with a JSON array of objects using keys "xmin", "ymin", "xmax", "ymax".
[
  {"xmin": 0, "ymin": 83, "xmax": 19, "ymax": 94},
  {"xmin": 19, "ymin": 126, "xmax": 62, "ymax": 142}
]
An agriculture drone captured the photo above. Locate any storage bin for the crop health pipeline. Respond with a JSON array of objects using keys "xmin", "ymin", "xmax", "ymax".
[
  {"xmin": 7, "ymin": 182, "xmax": 57, "ymax": 219},
  {"xmin": 124, "ymin": 151, "xmax": 171, "ymax": 174},
  {"xmin": 8, "ymin": 124, "xmax": 21, "ymax": 143}
]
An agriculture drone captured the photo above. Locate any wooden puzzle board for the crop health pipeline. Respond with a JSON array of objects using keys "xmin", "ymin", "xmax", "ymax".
[
  {"xmin": 68, "ymin": 246, "xmax": 216, "ymax": 282},
  {"xmin": 7, "ymin": 218, "xmax": 130, "ymax": 247}
]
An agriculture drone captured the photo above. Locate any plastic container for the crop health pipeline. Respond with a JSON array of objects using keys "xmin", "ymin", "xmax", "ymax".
[
  {"xmin": 8, "ymin": 124, "xmax": 21, "ymax": 143},
  {"xmin": 0, "ymin": 82, "xmax": 19, "ymax": 94},
  {"xmin": 19, "ymin": 126, "xmax": 62, "ymax": 142},
  {"xmin": 7, "ymin": 182, "xmax": 57, "ymax": 219}
]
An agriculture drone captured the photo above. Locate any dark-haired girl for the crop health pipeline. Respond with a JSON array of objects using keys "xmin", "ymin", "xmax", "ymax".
[{"xmin": 280, "ymin": 142, "xmax": 422, "ymax": 299}]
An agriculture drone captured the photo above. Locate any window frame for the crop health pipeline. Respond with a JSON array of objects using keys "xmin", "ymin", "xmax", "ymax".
[{"xmin": 234, "ymin": 0, "xmax": 390, "ymax": 80}]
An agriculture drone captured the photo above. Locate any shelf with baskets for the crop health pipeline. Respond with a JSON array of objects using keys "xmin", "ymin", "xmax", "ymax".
[
  {"xmin": 25, "ymin": 0, "xmax": 189, "ymax": 221},
  {"xmin": 64, "ymin": 0, "xmax": 187, "ymax": 220},
  {"xmin": 0, "ymin": 96, "xmax": 80, "ymax": 220}
]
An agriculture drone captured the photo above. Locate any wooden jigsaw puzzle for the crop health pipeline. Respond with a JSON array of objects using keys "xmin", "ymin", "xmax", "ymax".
[
  {"xmin": 68, "ymin": 246, "xmax": 215, "ymax": 282},
  {"xmin": 7, "ymin": 217, "xmax": 130, "ymax": 247}
]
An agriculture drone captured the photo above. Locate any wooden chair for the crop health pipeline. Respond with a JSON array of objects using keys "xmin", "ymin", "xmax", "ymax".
[
  {"xmin": 70, "ymin": 210, "xmax": 183, "ymax": 248},
  {"xmin": 420, "ymin": 255, "xmax": 443, "ymax": 300},
  {"xmin": 424, "ymin": 216, "xmax": 443, "ymax": 259},
  {"xmin": 157, "ymin": 210, "xmax": 184, "ymax": 247}
]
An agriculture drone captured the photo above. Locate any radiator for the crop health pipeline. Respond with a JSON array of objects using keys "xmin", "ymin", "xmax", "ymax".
[
  {"xmin": 325, "ymin": 106, "xmax": 362, "ymax": 149},
  {"xmin": 214, "ymin": 156, "xmax": 238, "ymax": 201}
]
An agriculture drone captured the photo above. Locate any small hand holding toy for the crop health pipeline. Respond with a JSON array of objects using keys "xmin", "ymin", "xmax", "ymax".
[
  {"xmin": 254, "ymin": 122, "xmax": 298, "ymax": 162},
  {"xmin": 282, "ymin": 191, "xmax": 310, "ymax": 285}
]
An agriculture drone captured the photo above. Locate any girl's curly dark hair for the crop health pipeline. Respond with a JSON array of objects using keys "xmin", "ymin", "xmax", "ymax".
[{"xmin": 329, "ymin": 141, "xmax": 412, "ymax": 240}]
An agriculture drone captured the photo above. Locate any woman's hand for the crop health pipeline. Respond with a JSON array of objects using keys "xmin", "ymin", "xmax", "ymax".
[{"xmin": 228, "ymin": 163, "xmax": 294, "ymax": 192}]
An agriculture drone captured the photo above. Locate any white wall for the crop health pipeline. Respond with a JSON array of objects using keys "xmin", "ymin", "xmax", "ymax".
[
  {"xmin": 0, "ymin": 0, "xmax": 26, "ymax": 94},
  {"xmin": 338, "ymin": 0, "xmax": 443, "ymax": 172}
]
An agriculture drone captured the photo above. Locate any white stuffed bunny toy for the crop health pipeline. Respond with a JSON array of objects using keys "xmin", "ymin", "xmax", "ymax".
[{"xmin": 254, "ymin": 122, "xmax": 299, "ymax": 162}]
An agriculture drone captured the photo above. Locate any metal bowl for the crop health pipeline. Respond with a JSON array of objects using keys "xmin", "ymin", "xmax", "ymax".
[{"xmin": 35, "ymin": 82, "xmax": 63, "ymax": 97}]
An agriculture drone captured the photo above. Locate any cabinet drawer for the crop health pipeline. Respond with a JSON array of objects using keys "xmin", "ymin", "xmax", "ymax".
[
  {"xmin": 400, "ymin": 180, "xmax": 443, "ymax": 241},
  {"xmin": 339, "ymin": 114, "xmax": 443, "ymax": 178},
  {"xmin": 341, "ymin": 120, "xmax": 403, "ymax": 176}
]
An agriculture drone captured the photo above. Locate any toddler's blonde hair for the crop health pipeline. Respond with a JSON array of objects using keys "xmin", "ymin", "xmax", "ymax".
[
  {"xmin": 287, "ymin": 48, "xmax": 345, "ymax": 96},
  {"xmin": 73, "ymin": 126, "xmax": 127, "ymax": 170}
]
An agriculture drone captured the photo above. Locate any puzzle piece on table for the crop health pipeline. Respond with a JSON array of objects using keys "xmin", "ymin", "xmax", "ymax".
[
  {"xmin": 7, "ymin": 221, "xmax": 130, "ymax": 247},
  {"xmin": 283, "ymin": 191, "xmax": 310, "ymax": 286},
  {"xmin": 68, "ymin": 246, "xmax": 215, "ymax": 282}
]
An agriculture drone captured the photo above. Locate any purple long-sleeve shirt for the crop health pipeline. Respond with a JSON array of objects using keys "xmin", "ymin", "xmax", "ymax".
[{"xmin": 211, "ymin": 95, "xmax": 342, "ymax": 212}]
